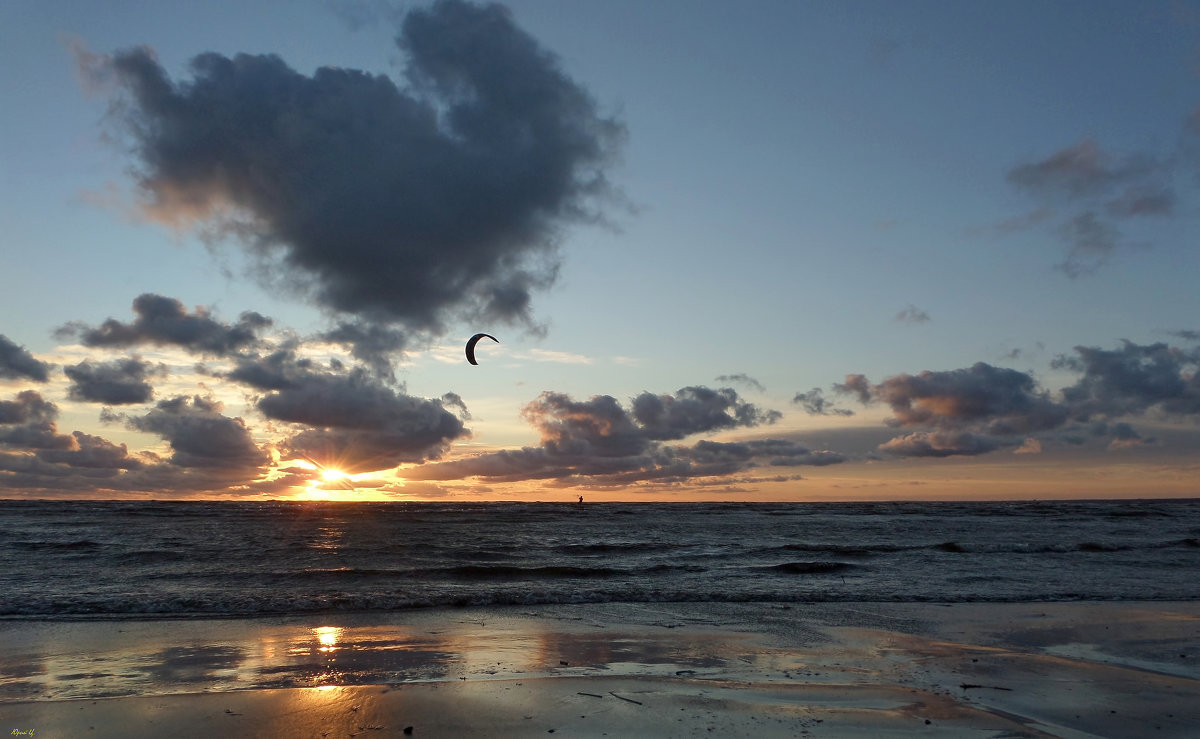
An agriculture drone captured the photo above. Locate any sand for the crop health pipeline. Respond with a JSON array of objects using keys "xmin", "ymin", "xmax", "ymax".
[{"xmin": 2, "ymin": 601, "xmax": 1198, "ymax": 737}]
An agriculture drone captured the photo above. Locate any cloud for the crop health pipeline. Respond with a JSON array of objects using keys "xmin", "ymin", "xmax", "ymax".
[
  {"xmin": 58, "ymin": 293, "xmax": 270, "ymax": 356},
  {"xmin": 1003, "ymin": 135, "xmax": 1182, "ymax": 277},
  {"xmin": 832, "ymin": 336, "xmax": 1200, "ymax": 458},
  {"xmin": 0, "ymin": 391, "xmax": 75, "ymax": 450},
  {"xmin": 1013, "ymin": 437, "xmax": 1042, "ymax": 455},
  {"xmin": 1105, "ymin": 186, "xmax": 1174, "ymax": 218},
  {"xmin": 833, "ymin": 363, "xmax": 1066, "ymax": 457},
  {"xmin": 408, "ymin": 436, "xmax": 838, "ymax": 487},
  {"xmin": 792, "ymin": 387, "xmax": 854, "ymax": 417},
  {"xmin": 715, "ymin": 374, "xmax": 766, "ymax": 393},
  {"xmin": 714, "ymin": 439, "xmax": 847, "ymax": 467},
  {"xmin": 124, "ymin": 395, "xmax": 269, "ymax": 470},
  {"xmin": 36, "ymin": 431, "xmax": 146, "ymax": 470},
  {"xmin": 879, "ymin": 430, "xmax": 1001, "ymax": 457},
  {"xmin": 630, "ymin": 386, "xmax": 781, "ymax": 441},
  {"xmin": 83, "ymin": 0, "xmax": 624, "ymax": 369},
  {"xmin": 1055, "ymin": 211, "xmax": 1120, "ymax": 278},
  {"xmin": 0, "ymin": 385, "xmax": 284, "ymax": 497},
  {"xmin": 0, "ymin": 335, "xmax": 52, "ymax": 382},
  {"xmin": 980, "ymin": 206, "xmax": 1055, "ymax": 237},
  {"xmin": 407, "ymin": 385, "xmax": 831, "ymax": 487},
  {"xmin": 1007, "ymin": 139, "xmax": 1156, "ymax": 197},
  {"xmin": 255, "ymin": 367, "xmax": 468, "ymax": 471},
  {"xmin": 218, "ymin": 340, "xmax": 470, "ymax": 471},
  {"xmin": 1104, "ymin": 421, "xmax": 1148, "ymax": 450},
  {"xmin": 523, "ymin": 392, "xmax": 650, "ymax": 458},
  {"xmin": 64, "ymin": 357, "xmax": 163, "ymax": 405},
  {"xmin": 834, "ymin": 374, "xmax": 872, "ymax": 405},
  {"xmin": 1054, "ymin": 339, "xmax": 1200, "ymax": 418},
  {"xmin": 868, "ymin": 362, "xmax": 1069, "ymax": 435},
  {"xmin": 222, "ymin": 343, "xmax": 316, "ymax": 391},
  {"xmin": 318, "ymin": 321, "xmax": 410, "ymax": 380},
  {"xmin": 894, "ymin": 304, "xmax": 931, "ymax": 324}
]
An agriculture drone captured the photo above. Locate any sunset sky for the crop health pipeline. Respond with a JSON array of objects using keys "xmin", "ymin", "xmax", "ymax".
[{"xmin": 2, "ymin": 0, "xmax": 1198, "ymax": 501}]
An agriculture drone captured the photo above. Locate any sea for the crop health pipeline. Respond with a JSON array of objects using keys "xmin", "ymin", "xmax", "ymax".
[{"xmin": 3, "ymin": 498, "xmax": 1199, "ymax": 619}]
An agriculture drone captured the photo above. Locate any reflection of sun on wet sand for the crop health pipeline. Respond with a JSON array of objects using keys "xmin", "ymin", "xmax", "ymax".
[{"xmin": 2, "ymin": 601, "xmax": 1198, "ymax": 737}]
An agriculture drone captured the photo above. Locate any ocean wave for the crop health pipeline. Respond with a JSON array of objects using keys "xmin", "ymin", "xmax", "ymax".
[
  {"xmin": 760, "ymin": 561, "xmax": 858, "ymax": 574},
  {"xmin": 115, "ymin": 549, "xmax": 190, "ymax": 564},
  {"xmin": 772, "ymin": 543, "xmax": 917, "ymax": 556},
  {"xmin": 3, "ymin": 498, "xmax": 1199, "ymax": 620},
  {"xmin": 8, "ymin": 539, "xmax": 103, "ymax": 551}
]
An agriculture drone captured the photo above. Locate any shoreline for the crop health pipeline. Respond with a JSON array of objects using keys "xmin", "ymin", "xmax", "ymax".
[{"xmin": 3, "ymin": 601, "xmax": 1199, "ymax": 737}]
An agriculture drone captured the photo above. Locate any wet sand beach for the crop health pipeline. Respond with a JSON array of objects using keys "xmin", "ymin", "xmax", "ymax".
[{"xmin": 2, "ymin": 601, "xmax": 1198, "ymax": 737}]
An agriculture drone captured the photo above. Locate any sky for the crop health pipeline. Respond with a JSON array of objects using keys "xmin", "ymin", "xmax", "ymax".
[{"xmin": 1, "ymin": 0, "xmax": 1198, "ymax": 502}]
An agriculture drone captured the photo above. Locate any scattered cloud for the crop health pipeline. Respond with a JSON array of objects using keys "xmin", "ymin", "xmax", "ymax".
[
  {"xmin": 37, "ymin": 432, "xmax": 147, "ymax": 470},
  {"xmin": 894, "ymin": 304, "xmax": 931, "ymax": 324},
  {"xmin": 57, "ymin": 293, "xmax": 269, "ymax": 356},
  {"xmin": 0, "ymin": 335, "xmax": 52, "ymax": 382},
  {"xmin": 715, "ymin": 373, "xmax": 766, "ymax": 393},
  {"xmin": 630, "ymin": 386, "xmax": 781, "ymax": 441},
  {"xmin": 1002, "ymin": 132, "xmax": 1187, "ymax": 276},
  {"xmin": 121, "ymin": 395, "xmax": 270, "ymax": 470},
  {"xmin": 878, "ymin": 430, "xmax": 1000, "ymax": 458},
  {"xmin": 64, "ymin": 357, "xmax": 164, "ymax": 405},
  {"xmin": 835, "ymin": 336, "xmax": 1200, "ymax": 458},
  {"xmin": 0, "ymin": 391, "xmax": 74, "ymax": 450},
  {"xmin": 1055, "ymin": 211, "xmax": 1121, "ymax": 278},
  {"xmin": 1007, "ymin": 139, "xmax": 1156, "ymax": 197},
  {"xmin": 406, "ymin": 385, "xmax": 825, "ymax": 488},
  {"xmin": 792, "ymin": 387, "xmax": 854, "ymax": 417}
]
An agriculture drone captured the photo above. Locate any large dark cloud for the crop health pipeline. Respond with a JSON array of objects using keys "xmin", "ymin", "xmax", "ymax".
[
  {"xmin": 59, "ymin": 293, "xmax": 269, "ymax": 356},
  {"xmin": 0, "ymin": 335, "xmax": 51, "ymax": 382},
  {"xmin": 64, "ymin": 357, "xmax": 162, "ymax": 405},
  {"xmin": 125, "ymin": 395, "xmax": 269, "ymax": 469},
  {"xmin": 85, "ymin": 0, "xmax": 623, "ymax": 366},
  {"xmin": 409, "ymin": 386, "xmax": 836, "ymax": 487}
]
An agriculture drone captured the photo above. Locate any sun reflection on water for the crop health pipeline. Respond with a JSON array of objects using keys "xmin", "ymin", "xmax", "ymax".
[{"xmin": 314, "ymin": 626, "xmax": 343, "ymax": 653}]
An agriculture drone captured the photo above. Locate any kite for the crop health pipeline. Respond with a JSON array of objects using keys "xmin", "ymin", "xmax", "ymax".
[{"xmin": 465, "ymin": 333, "xmax": 498, "ymax": 365}]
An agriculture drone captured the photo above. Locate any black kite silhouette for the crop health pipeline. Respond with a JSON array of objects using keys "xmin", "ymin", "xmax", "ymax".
[{"xmin": 465, "ymin": 333, "xmax": 498, "ymax": 365}]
